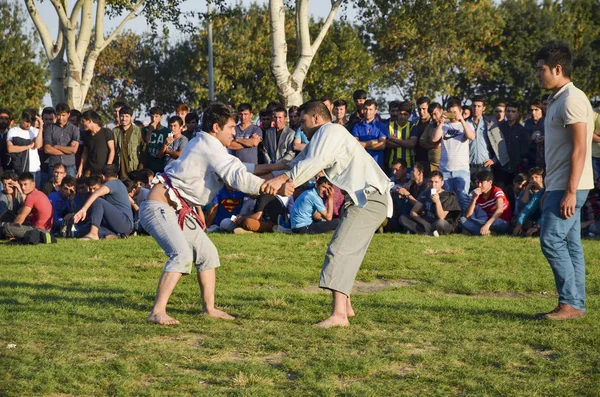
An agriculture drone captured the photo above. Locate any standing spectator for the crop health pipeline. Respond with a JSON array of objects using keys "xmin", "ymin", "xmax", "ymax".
[
  {"xmin": 263, "ymin": 106, "xmax": 295, "ymax": 164},
  {"xmin": 43, "ymin": 103, "xmax": 80, "ymax": 178},
  {"xmin": 321, "ymin": 95, "xmax": 335, "ymax": 120},
  {"xmin": 525, "ymin": 100, "xmax": 546, "ymax": 168},
  {"xmin": 0, "ymin": 171, "xmax": 23, "ymax": 220},
  {"xmin": 7, "ymin": 109, "xmax": 44, "ymax": 187},
  {"xmin": 535, "ymin": 42, "xmax": 594, "ymax": 320},
  {"xmin": 229, "ymin": 103, "xmax": 263, "ymax": 164},
  {"xmin": 176, "ymin": 103, "xmax": 189, "ymax": 132},
  {"xmin": 1, "ymin": 172, "xmax": 53, "ymax": 239},
  {"xmin": 290, "ymin": 106, "xmax": 309, "ymax": 153},
  {"xmin": 400, "ymin": 170, "xmax": 461, "ymax": 235},
  {"xmin": 591, "ymin": 108, "xmax": 600, "ymax": 181},
  {"xmin": 41, "ymin": 107, "xmax": 57, "ymax": 125},
  {"xmin": 431, "ymin": 97, "xmax": 476, "ymax": 212},
  {"xmin": 158, "ymin": 116, "xmax": 188, "ymax": 168},
  {"xmin": 333, "ymin": 99, "xmax": 349, "ymax": 131},
  {"xmin": 41, "ymin": 163, "xmax": 67, "ymax": 195},
  {"xmin": 69, "ymin": 109, "xmax": 82, "ymax": 128},
  {"xmin": 0, "ymin": 108, "xmax": 14, "ymax": 173},
  {"xmin": 385, "ymin": 101, "xmax": 416, "ymax": 173},
  {"xmin": 79, "ymin": 110, "xmax": 115, "ymax": 178},
  {"xmin": 347, "ymin": 89, "xmax": 368, "ymax": 130},
  {"xmin": 143, "ymin": 107, "xmax": 170, "ymax": 174},
  {"xmin": 184, "ymin": 112, "xmax": 201, "ymax": 140},
  {"xmin": 462, "ymin": 105, "xmax": 471, "ymax": 120},
  {"xmin": 412, "ymin": 97, "xmax": 432, "ymax": 171},
  {"xmin": 460, "ymin": 170, "xmax": 512, "ymax": 235},
  {"xmin": 104, "ymin": 101, "xmax": 126, "ymax": 130},
  {"xmin": 467, "ymin": 95, "xmax": 509, "ymax": 181},
  {"xmin": 290, "ymin": 176, "xmax": 340, "ymax": 234},
  {"xmin": 493, "ymin": 102, "xmax": 506, "ymax": 123},
  {"xmin": 352, "ymin": 99, "xmax": 388, "ymax": 168},
  {"xmin": 113, "ymin": 105, "xmax": 144, "ymax": 179},
  {"xmin": 420, "ymin": 102, "xmax": 443, "ymax": 172},
  {"xmin": 73, "ymin": 164, "xmax": 134, "ymax": 240},
  {"xmin": 498, "ymin": 102, "xmax": 531, "ymax": 187}
]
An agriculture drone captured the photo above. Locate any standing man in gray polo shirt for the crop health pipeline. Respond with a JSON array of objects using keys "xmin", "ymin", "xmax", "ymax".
[
  {"xmin": 43, "ymin": 103, "xmax": 80, "ymax": 178},
  {"xmin": 229, "ymin": 103, "xmax": 262, "ymax": 164},
  {"xmin": 535, "ymin": 42, "xmax": 594, "ymax": 320}
]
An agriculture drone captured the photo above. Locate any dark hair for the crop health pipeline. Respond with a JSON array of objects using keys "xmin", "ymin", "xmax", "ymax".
[
  {"xmin": 148, "ymin": 107, "xmax": 163, "ymax": 116},
  {"xmin": 392, "ymin": 158, "xmax": 407, "ymax": 168},
  {"xmin": 363, "ymin": 99, "xmax": 378, "ymax": 108},
  {"xmin": 353, "ymin": 89, "xmax": 368, "ymax": 101},
  {"xmin": 388, "ymin": 100, "xmax": 401, "ymax": 111},
  {"xmin": 471, "ymin": 95, "xmax": 486, "ymax": 106},
  {"xmin": 528, "ymin": 167, "xmax": 544, "ymax": 177},
  {"xmin": 513, "ymin": 173, "xmax": 527, "ymax": 185},
  {"xmin": 201, "ymin": 102, "xmax": 235, "ymax": 133},
  {"xmin": 102, "ymin": 164, "xmax": 119, "ymax": 178},
  {"xmin": 259, "ymin": 109, "xmax": 272, "ymax": 119},
  {"xmin": 505, "ymin": 101, "xmax": 520, "ymax": 110},
  {"xmin": 119, "ymin": 106, "xmax": 133, "ymax": 116},
  {"xmin": 333, "ymin": 99, "xmax": 347, "ymax": 108},
  {"xmin": 475, "ymin": 170, "xmax": 494, "ymax": 182},
  {"xmin": 21, "ymin": 109, "xmax": 38, "ymax": 124},
  {"xmin": 298, "ymin": 100, "xmax": 332, "ymax": 122},
  {"xmin": 61, "ymin": 175, "xmax": 76, "ymax": 187},
  {"xmin": 185, "ymin": 112, "xmax": 199, "ymax": 123},
  {"xmin": 398, "ymin": 101, "xmax": 412, "ymax": 114},
  {"xmin": 430, "ymin": 170, "xmax": 444, "ymax": 180},
  {"xmin": 76, "ymin": 177, "xmax": 87, "ymax": 186},
  {"xmin": 168, "ymin": 116, "xmax": 184, "ymax": 126},
  {"xmin": 0, "ymin": 108, "xmax": 14, "ymax": 121},
  {"xmin": 541, "ymin": 94, "xmax": 551, "ymax": 101},
  {"xmin": 321, "ymin": 94, "xmax": 333, "ymax": 103},
  {"xmin": 446, "ymin": 97, "xmax": 462, "ymax": 110},
  {"xmin": 428, "ymin": 102, "xmax": 443, "ymax": 114},
  {"xmin": 18, "ymin": 172, "xmax": 35, "ymax": 182},
  {"xmin": 86, "ymin": 175, "xmax": 103, "ymax": 187},
  {"xmin": 462, "ymin": 105, "xmax": 471, "ymax": 112},
  {"xmin": 134, "ymin": 120, "xmax": 144, "ymax": 129},
  {"xmin": 1, "ymin": 171, "xmax": 18, "ymax": 181},
  {"xmin": 288, "ymin": 105, "xmax": 300, "ymax": 116},
  {"xmin": 530, "ymin": 100, "xmax": 543, "ymax": 109},
  {"xmin": 316, "ymin": 176, "xmax": 332, "ymax": 186},
  {"xmin": 41, "ymin": 107, "xmax": 56, "ymax": 117},
  {"xmin": 122, "ymin": 179, "xmax": 137, "ymax": 194},
  {"xmin": 536, "ymin": 41, "xmax": 573, "ymax": 78},
  {"xmin": 69, "ymin": 109, "xmax": 82, "ymax": 123},
  {"xmin": 112, "ymin": 101, "xmax": 127, "ymax": 110},
  {"xmin": 416, "ymin": 96, "xmax": 431, "ymax": 106},
  {"xmin": 53, "ymin": 163, "xmax": 66, "ymax": 171},
  {"xmin": 266, "ymin": 101, "xmax": 283, "ymax": 112},
  {"xmin": 495, "ymin": 102, "xmax": 506, "ymax": 109},
  {"xmin": 273, "ymin": 106, "xmax": 288, "ymax": 117},
  {"xmin": 413, "ymin": 161, "xmax": 426, "ymax": 175},
  {"xmin": 81, "ymin": 110, "xmax": 103, "ymax": 126},
  {"xmin": 238, "ymin": 103, "xmax": 252, "ymax": 113},
  {"xmin": 55, "ymin": 103, "xmax": 70, "ymax": 114}
]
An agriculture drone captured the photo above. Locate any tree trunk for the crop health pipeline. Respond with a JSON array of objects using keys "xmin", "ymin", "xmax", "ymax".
[
  {"xmin": 49, "ymin": 57, "xmax": 66, "ymax": 105},
  {"xmin": 67, "ymin": 67, "xmax": 84, "ymax": 110},
  {"xmin": 277, "ymin": 85, "xmax": 304, "ymax": 108}
]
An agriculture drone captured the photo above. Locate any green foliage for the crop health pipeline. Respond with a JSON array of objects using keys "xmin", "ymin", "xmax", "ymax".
[
  {"xmin": 0, "ymin": 0, "xmax": 48, "ymax": 114},
  {"xmin": 1, "ymin": 234, "xmax": 600, "ymax": 395}
]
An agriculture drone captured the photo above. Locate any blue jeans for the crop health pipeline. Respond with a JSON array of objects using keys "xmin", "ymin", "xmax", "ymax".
[
  {"xmin": 442, "ymin": 170, "xmax": 471, "ymax": 212},
  {"xmin": 88, "ymin": 198, "xmax": 133, "ymax": 238},
  {"xmin": 540, "ymin": 190, "xmax": 589, "ymax": 312},
  {"xmin": 460, "ymin": 216, "xmax": 511, "ymax": 235},
  {"xmin": 592, "ymin": 157, "xmax": 600, "ymax": 182}
]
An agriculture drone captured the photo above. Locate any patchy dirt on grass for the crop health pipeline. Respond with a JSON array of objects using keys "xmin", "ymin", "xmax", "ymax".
[
  {"xmin": 446, "ymin": 291, "xmax": 546, "ymax": 299},
  {"xmin": 302, "ymin": 279, "xmax": 419, "ymax": 294}
]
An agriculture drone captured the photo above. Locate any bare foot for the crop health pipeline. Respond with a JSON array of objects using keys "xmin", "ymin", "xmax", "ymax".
[
  {"xmin": 147, "ymin": 311, "xmax": 180, "ymax": 325},
  {"xmin": 105, "ymin": 234, "xmax": 119, "ymax": 239},
  {"xmin": 203, "ymin": 307, "xmax": 235, "ymax": 320},
  {"xmin": 347, "ymin": 299, "xmax": 356, "ymax": 317},
  {"xmin": 314, "ymin": 314, "xmax": 350, "ymax": 328},
  {"xmin": 79, "ymin": 234, "xmax": 99, "ymax": 241}
]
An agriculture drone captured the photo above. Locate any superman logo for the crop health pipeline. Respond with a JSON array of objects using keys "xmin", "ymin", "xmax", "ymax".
[{"xmin": 221, "ymin": 198, "xmax": 241, "ymax": 212}]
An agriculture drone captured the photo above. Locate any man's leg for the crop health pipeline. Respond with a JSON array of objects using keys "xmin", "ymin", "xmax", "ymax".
[
  {"xmin": 460, "ymin": 217, "xmax": 485, "ymax": 235},
  {"xmin": 567, "ymin": 191, "xmax": 589, "ymax": 311},
  {"xmin": 317, "ymin": 192, "xmax": 387, "ymax": 327},
  {"xmin": 490, "ymin": 218, "xmax": 511, "ymax": 234},
  {"xmin": 307, "ymin": 218, "xmax": 341, "ymax": 234},
  {"xmin": 2, "ymin": 223, "xmax": 35, "ymax": 239},
  {"xmin": 241, "ymin": 218, "xmax": 274, "ymax": 232},
  {"xmin": 83, "ymin": 199, "xmax": 131, "ymax": 239},
  {"xmin": 433, "ymin": 219, "xmax": 455, "ymax": 235},
  {"xmin": 65, "ymin": 165, "xmax": 77, "ymax": 178},
  {"xmin": 196, "ymin": 268, "xmax": 234, "ymax": 320},
  {"xmin": 139, "ymin": 201, "xmax": 194, "ymax": 325}
]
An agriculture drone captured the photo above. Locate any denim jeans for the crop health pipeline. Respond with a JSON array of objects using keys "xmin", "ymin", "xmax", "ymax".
[
  {"xmin": 592, "ymin": 157, "xmax": 600, "ymax": 182},
  {"xmin": 460, "ymin": 216, "xmax": 511, "ymax": 235},
  {"xmin": 539, "ymin": 190, "xmax": 589, "ymax": 312},
  {"xmin": 442, "ymin": 170, "xmax": 471, "ymax": 212}
]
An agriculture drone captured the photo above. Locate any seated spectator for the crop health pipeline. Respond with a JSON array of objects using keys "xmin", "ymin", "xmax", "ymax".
[
  {"xmin": 158, "ymin": 116, "xmax": 188, "ymax": 168},
  {"xmin": 73, "ymin": 164, "xmax": 134, "ymax": 240},
  {"xmin": 86, "ymin": 175, "xmax": 103, "ymax": 194},
  {"xmin": 399, "ymin": 170, "xmax": 461, "ymax": 235},
  {"xmin": 41, "ymin": 163, "xmax": 67, "ymax": 195},
  {"xmin": 581, "ymin": 177, "xmax": 600, "ymax": 236},
  {"xmin": 73, "ymin": 177, "xmax": 89, "ymax": 211},
  {"xmin": 387, "ymin": 161, "xmax": 429, "ymax": 231},
  {"xmin": 291, "ymin": 177, "xmax": 340, "ymax": 234},
  {"xmin": 503, "ymin": 173, "xmax": 527, "ymax": 215},
  {"xmin": 48, "ymin": 176, "xmax": 76, "ymax": 233},
  {"xmin": 460, "ymin": 170, "xmax": 512, "ymax": 235},
  {"xmin": 513, "ymin": 168, "xmax": 545, "ymax": 236},
  {"xmin": 205, "ymin": 185, "xmax": 248, "ymax": 232},
  {"xmin": 1, "ymin": 172, "xmax": 53, "ymax": 239},
  {"xmin": 0, "ymin": 171, "xmax": 23, "ymax": 221},
  {"xmin": 233, "ymin": 194, "xmax": 287, "ymax": 233}
]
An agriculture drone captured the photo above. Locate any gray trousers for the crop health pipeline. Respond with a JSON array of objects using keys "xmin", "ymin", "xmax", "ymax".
[
  {"xmin": 139, "ymin": 200, "xmax": 220, "ymax": 274},
  {"xmin": 319, "ymin": 191, "xmax": 388, "ymax": 295}
]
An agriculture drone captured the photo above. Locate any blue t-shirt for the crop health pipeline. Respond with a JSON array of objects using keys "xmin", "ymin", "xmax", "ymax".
[
  {"xmin": 211, "ymin": 187, "xmax": 246, "ymax": 225},
  {"xmin": 291, "ymin": 188, "xmax": 326, "ymax": 229},
  {"xmin": 48, "ymin": 191, "xmax": 72, "ymax": 229},
  {"xmin": 352, "ymin": 119, "xmax": 389, "ymax": 166},
  {"xmin": 295, "ymin": 128, "xmax": 309, "ymax": 144},
  {"xmin": 104, "ymin": 179, "xmax": 133, "ymax": 224}
]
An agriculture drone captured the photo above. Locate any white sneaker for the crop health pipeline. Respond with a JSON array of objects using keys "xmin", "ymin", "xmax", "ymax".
[
  {"xmin": 432, "ymin": 230, "xmax": 440, "ymax": 238},
  {"xmin": 233, "ymin": 227, "xmax": 254, "ymax": 234},
  {"xmin": 273, "ymin": 225, "xmax": 292, "ymax": 234}
]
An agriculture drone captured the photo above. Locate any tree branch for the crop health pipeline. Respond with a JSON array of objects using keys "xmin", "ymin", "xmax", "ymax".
[
  {"xmin": 296, "ymin": 0, "xmax": 311, "ymax": 56},
  {"xmin": 94, "ymin": 0, "xmax": 106, "ymax": 49},
  {"xmin": 269, "ymin": 0, "xmax": 291, "ymax": 85},
  {"xmin": 98, "ymin": 0, "xmax": 144, "ymax": 52},
  {"xmin": 23, "ymin": 0, "xmax": 56, "ymax": 57},
  {"xmin": 76, "ymin": 0, "xmax": 93, "ymax": 60},
  {"xmin": 49, "ymin": 0, "xmax": 72, "ymax": 31},
  {"xmin": 310, "ymin": 0, "xmax": 344, "ymax": 54},
  {"xmin": 69, "ymin": 0, "xmax": 85, "ymax": 27}
]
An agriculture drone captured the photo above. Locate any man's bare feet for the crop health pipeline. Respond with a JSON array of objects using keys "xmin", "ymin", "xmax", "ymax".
[
  {"xmin": 314, "ymin": 314, "xmax": 350, "ymax": 328},
  {"xmin": 105, "ymin": 234, "xmax": 119, "ymax": 239},
  {"xmin": 147, "ymin": 311, "xmax": 180, "ymax": 325},
  {"xmin": 346, "ymin": 298, "xmax": 356, "ymax": 317},
  {"xmin": 203, "ymin": 307, "xmax": 235, "ymax": 320},
  {"xmin": 80, "ymin": 234, "xmax": 99, "ymax": 241}
]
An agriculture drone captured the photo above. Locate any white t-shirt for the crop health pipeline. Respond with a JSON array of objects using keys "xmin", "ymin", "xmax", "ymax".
[
  {"xmin": 439, "ymin": 122, "xmax": 470, "ymax": 172},
  {"xmin": 6, "ymin": 126, "xmax": 41, "ymax": 172},
  {"xmin": 544, "ymin": 82, "xmax": 594, "ymax": 191}
]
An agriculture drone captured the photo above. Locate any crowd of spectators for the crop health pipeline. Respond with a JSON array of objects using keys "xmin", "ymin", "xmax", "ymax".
[{"xmin": 0, "ymin": 89, "xmax": 599, "ymax": 243}]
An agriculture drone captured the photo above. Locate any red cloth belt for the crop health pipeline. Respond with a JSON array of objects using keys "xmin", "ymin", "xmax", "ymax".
[{"xmin": 161, "ymin": 174, "xmax": 204, "ymax": 230}]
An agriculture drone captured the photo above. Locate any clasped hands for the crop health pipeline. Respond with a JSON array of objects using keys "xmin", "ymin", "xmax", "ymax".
[{"xmin": 260, "ymin": 173, "xmax": 295, "ymax": 196}]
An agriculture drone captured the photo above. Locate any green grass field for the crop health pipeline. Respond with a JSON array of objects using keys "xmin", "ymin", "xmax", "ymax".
[{"xmin": 1, "ymin": 234, "xmax": 599, "ymax": 396}]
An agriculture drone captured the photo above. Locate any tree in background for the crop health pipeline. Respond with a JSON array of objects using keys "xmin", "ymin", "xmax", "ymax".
[{"xmin": 0, "ymin": 0, "xmax": 47, "ymax": 114}]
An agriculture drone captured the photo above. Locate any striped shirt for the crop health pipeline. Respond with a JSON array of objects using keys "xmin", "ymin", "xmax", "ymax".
[
  {"xmin": 388, "ymin": 121, "xmax": 414, "ymax": 168},
  {"xmin": 476, "ymin": 185, "xmax": 512, "ymax": 222}
]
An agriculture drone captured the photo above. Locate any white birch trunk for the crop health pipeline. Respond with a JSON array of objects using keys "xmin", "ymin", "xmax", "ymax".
[{"xmin": 269, "ymin": 0, "xmax": 344, "ymax": 107}]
